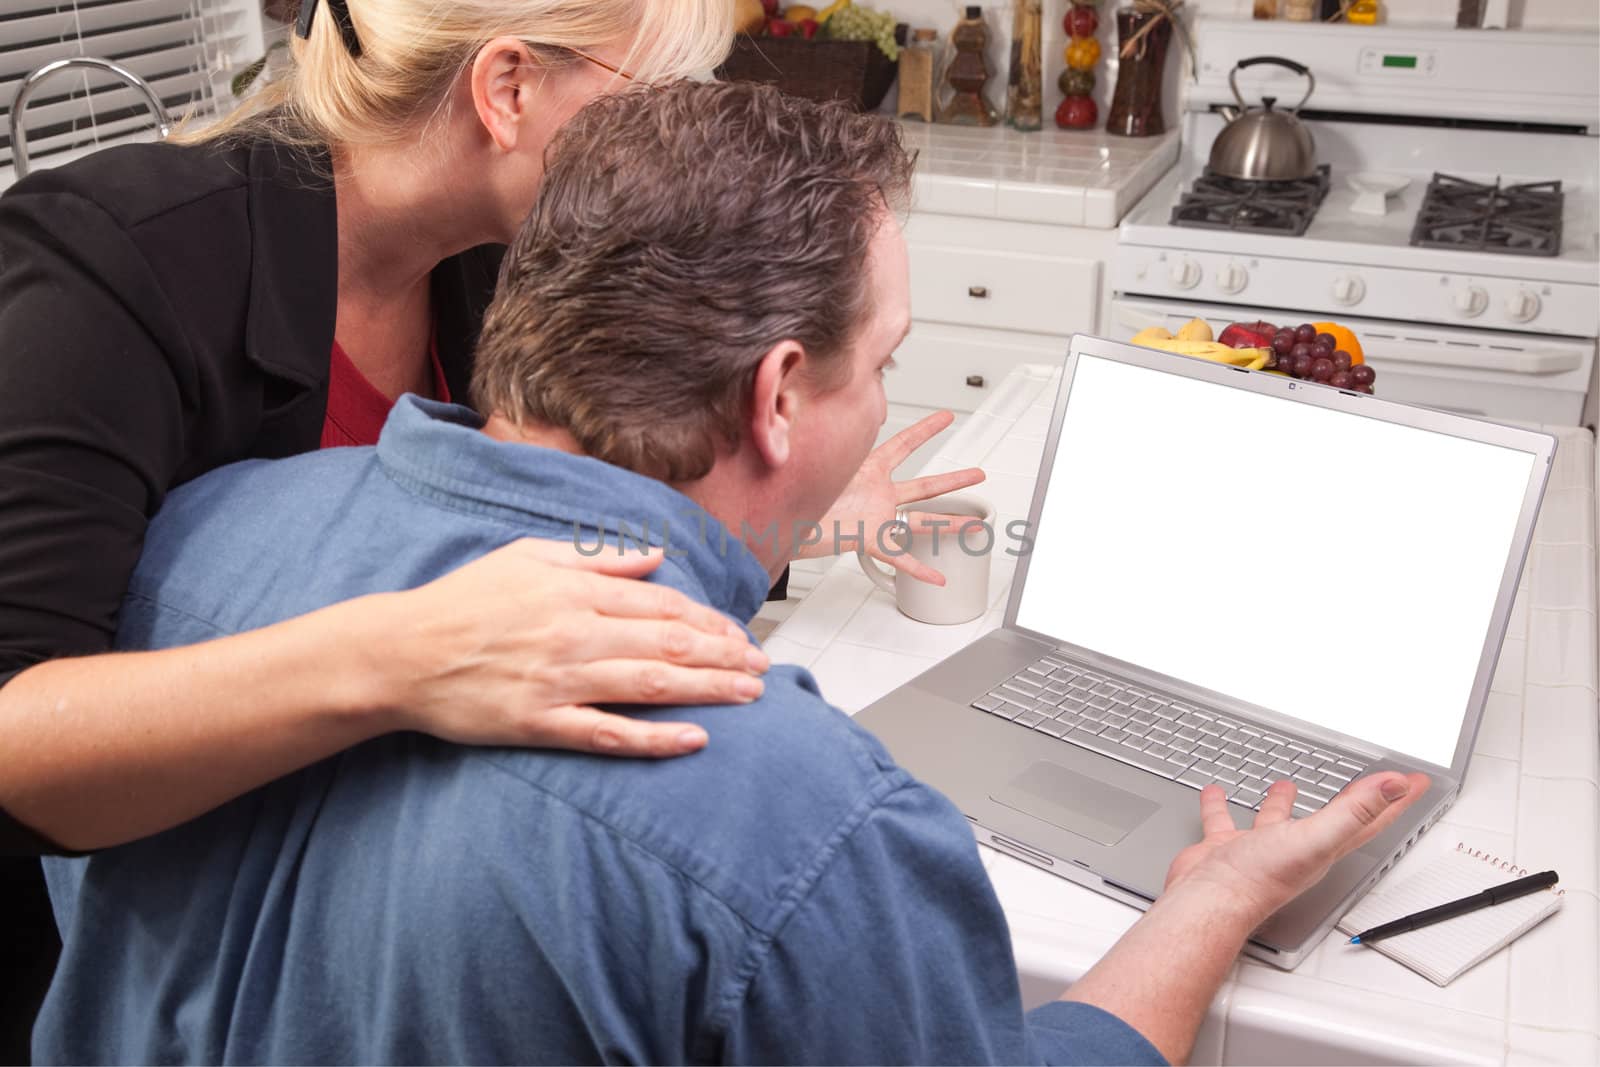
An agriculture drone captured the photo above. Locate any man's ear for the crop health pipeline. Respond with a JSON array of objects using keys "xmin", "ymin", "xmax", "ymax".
[
  {"xmin": 470, "ymin": 37, "xmax": 537, "ymax": 152},
  {"xmin": 749, "ymin": 340, "xmax": 807, "ymax": 470}
]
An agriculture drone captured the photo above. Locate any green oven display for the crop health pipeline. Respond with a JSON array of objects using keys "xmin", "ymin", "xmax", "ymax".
[{"xmin": 1382, "ymin": 54, "xmax": 1419, "ymax": 69}]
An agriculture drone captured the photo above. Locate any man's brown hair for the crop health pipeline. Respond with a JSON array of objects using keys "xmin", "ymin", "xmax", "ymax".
[{"xmin": 469, "ymin": 79, "xmax": 915, "ymax": 483}]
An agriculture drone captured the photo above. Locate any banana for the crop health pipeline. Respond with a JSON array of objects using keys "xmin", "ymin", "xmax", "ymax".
[
  {"xmin": 1139, "ymin": 337, "xmax": 1272, "ymax": 368},
  {"xmin": 816, "ymin": 0, "xmax": 851, "ymax": 23},
  {"xmin": 1129, "ymin": 328, "xmax": 1270, "ymax": 371},
  {"xmin": 1130, "ymin": 326, "xmax": 1173, "ymax": 347},
  {"xmin": 1159, "ymin": 339, "xmax": 1256, "ymax": 362}
]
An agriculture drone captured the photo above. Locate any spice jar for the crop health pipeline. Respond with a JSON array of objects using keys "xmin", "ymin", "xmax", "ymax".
[
  {"xmin": 1106, "ymin": 3, "xmax": 1172, "ymax": 137},
  {"xmin": 896, "ymin": 28, "xmax": 939, "ymax": 122},
  {"xmin": 1005, "ymin": 0, "xmax": 1043, "ymax": 131}
]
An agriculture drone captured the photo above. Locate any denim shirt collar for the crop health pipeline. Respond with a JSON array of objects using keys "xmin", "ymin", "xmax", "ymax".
[{"xmin": 375, "ymin": 396, "xmax": 772, "ymax": 623}]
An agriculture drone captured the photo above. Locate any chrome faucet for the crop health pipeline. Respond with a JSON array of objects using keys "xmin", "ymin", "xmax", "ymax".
[{"xmin": 10, "ymin": 57, "xmax": 172, "ymax": 180}]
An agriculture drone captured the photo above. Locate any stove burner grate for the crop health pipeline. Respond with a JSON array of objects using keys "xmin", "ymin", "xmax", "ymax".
[
  {"xmin": 1169, "ymin": 165, "xmax": 1331, "ymax": 237},
  {"xmin": 1409, "ymin": 173, "xmax": 1563, "ymax": 257}
]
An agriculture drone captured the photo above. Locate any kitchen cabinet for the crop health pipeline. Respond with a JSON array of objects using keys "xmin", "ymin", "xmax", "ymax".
[
  {"xmin": 895, "ymin": 213, "xmax": 1113, "ymax": 412},
  {"xmin": 887, "ymin": 321, "xmax": 1067, "ymax": 411},
  {"xmin": 893, "ymin": 123, "xmax": 1178, "ymax": 414}
]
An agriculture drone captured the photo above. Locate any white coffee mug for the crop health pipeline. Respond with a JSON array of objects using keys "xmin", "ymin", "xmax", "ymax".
[{"xmin": 856, "ymin": 492, "xmax": 994, "ymax": 625}]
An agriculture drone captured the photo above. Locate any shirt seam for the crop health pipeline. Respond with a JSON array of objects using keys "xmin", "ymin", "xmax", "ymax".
[
  {"xmin": 320, "ymin": 411, "xmax": 360, "ymax": 445},
  {"xmin": 698, "ymin": 773, "xmax": 919, "ymax": 1054},
  {"xmin": 372, "ymin": 405, "xmax": 708, "ymax": 545},
  {"xmin": 123, "ymin": 183, "xmax": 249, "ymax": 233},
  {"xmin": 26, "ymin": 179, "xmax": 248, "ymax": 236},
  {"xmin": 376, "ymin": 460, "xmax": 615, "ymax": 543},
  {"xmin": 118, "ymin": 590, "xmax": 234, "ymax": 639},
  {"xmin": 23, "ymin": 190, "xmax": 201, "ymax": 379},
  {"xmin": 461, "ymin": 748, "xmax": 785, "ymax": 933}
]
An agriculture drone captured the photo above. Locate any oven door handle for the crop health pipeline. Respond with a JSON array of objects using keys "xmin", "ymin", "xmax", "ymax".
[
  {"xmin": 1368, "ymin": 344, "xmax": 1583, "ymax": 375},
  {"xmin": 1111, "ymin": 304, "xmax": 1189, "ymax": 334}
]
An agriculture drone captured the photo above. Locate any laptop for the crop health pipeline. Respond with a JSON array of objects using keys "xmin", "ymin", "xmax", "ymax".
[{"xmin": 855, "ymin": 334, "xmax": 1556, "ymax": 970}]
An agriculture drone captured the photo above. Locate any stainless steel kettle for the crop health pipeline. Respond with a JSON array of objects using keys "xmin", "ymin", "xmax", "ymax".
[{"xmin": 1208, "ymin": 56, "xmax": 1317, "ymax": 181}]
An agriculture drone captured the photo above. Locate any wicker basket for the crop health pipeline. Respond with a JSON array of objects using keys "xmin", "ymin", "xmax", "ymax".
[{"xmin": 716, "ymin": 35, "xmax": 898, "ymax": 112}]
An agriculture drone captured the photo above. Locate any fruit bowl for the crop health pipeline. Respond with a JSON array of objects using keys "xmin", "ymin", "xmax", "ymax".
[
  {"xmin": 716, "ymin": 34, "xmax": 898, "ymax": 111},
  {"xmin": 1130, "ymin": 318, "xmax": 1377, "ymax": 394}
]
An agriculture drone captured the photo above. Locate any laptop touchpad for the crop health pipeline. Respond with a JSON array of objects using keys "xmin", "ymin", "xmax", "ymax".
[{"xmin": 991, "ymin": 761, "xmax": 1160, "ymax": 846}]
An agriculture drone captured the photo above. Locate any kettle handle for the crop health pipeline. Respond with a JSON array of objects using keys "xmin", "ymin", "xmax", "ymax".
[{"xmin": 1228, "ymin": 55, "xmax": 1316, "ymax": 113}]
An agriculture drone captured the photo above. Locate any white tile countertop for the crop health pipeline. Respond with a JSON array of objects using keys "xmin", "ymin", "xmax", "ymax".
[
  {"xmin": 756, "ymin": 364, "xmax": 1600, "ymax": 1065},
  {"xmin": 900, "ymin": 122, "xmax": 1181, "ymax": 228}
]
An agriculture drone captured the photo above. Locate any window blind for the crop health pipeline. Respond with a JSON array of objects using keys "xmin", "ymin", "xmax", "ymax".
[{"xmin": 1, "ymin": 0, "xmax": 253, "ymax": 173}]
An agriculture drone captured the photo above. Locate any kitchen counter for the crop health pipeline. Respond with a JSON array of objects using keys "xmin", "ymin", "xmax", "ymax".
[
  {"xmin": 902, "ymin": 122, "xmax": 1180, "ymax": 228},
  {"xmin": 757, "ymin": 363, "xmax": 1600, "ymax": 1064}
]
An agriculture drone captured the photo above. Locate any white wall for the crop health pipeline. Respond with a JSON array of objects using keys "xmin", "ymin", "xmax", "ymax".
[
  {"xmin": 879, "ymin": 0, "xmax": 1598, "ymax": 125},
  {"xmin": 1184, "ymin": 0, "xmax": 1599, "ymax": 24}
]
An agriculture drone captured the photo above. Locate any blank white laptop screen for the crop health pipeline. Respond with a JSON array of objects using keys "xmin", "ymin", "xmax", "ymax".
[{"xmin": 1014, "ymin": 353, "xmax": 1538, "ymax": 768}]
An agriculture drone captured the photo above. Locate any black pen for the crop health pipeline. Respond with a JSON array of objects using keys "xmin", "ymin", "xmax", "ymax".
[{"xmin": 1350, "ymin": 870, "xmax": 1560, "ymax": 944}]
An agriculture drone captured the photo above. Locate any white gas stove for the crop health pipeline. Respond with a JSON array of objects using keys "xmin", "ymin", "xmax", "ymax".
[{"xmin": 1113, "ymin": 20, "xmax": 1600, "ymax": 424}]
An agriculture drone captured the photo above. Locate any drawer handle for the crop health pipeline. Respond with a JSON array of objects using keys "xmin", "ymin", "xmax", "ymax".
[
  {"xmin": 967, "ymin": 285, "xmax": 989, "ymax": 299},
  {"xmin": 965, "ymin": 374, "xmax": 985, "ymax": 388}
]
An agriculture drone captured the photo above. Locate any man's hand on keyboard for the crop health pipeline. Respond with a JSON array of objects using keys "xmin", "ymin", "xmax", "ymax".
[
  {"xmin": 1060, "ymin": 770, "xmax": 1430, "ymax": 1063},
  {"xmin": 1162, "ymin": 771, "xmax": 1432, "ymax": 927}
]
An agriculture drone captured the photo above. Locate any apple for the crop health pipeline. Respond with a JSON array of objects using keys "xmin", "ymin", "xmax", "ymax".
[
  {"xmin": 1217, "ymin": 320, "xmax": 1278, "ymax": 349},
  {"xmin": 799, "ymin": 16, "xmax": 819, "ymax": 37},
  {"xmin": 1064, "ymin": 4, "xmax": 1099, "ymax": 38},
  {"xmin": 1054, "ymin": 95, "xmax": 1097, "ymax": 130},
  {"xmin": 767, "ymin": 16, "xmax": 794, "ymax": 35}
]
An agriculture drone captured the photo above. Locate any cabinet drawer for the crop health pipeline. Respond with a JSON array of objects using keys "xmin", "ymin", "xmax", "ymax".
[
  {"xmin": 909, "ymin": 243, "xmax": 1099, "ymax": 337},
  {"xmin": 887, "ymin": 323, "xmax": 1066, "ymax": 413}
]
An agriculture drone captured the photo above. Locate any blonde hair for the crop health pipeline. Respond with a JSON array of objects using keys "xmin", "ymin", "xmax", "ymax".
[{"xmin": 179, "ymin": 0, "xmax": 733, "ymax": 149}]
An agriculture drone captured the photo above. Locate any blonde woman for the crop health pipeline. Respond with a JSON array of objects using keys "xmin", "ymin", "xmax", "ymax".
[{"xmin": 0, "ymin": 1, "xmax": 977, "ymax": 861}]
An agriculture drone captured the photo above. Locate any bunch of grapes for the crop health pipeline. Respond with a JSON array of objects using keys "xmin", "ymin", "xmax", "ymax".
[
  {"xmin": 826, "ymin": 4, "xmax": 899, "ymax": 60},
  {"xmin": 1270, "ymin": 323, "xmax": 1376, "ymax": 393}
]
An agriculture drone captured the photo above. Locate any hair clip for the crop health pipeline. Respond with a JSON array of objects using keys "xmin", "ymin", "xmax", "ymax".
[{"xmin": 295, "ymin": 0, "xmax": 363, "ymax": 58}]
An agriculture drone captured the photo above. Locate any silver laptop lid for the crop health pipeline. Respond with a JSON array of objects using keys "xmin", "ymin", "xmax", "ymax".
[{"xmin": 1004, "ymin": 335, "xmax": 1556, "ymax": 778}]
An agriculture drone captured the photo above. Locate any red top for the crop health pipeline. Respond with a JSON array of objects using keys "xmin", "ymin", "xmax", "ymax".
[{"xmin": 320, "ymin": 333, "xmax": 451, "ymax": 449}]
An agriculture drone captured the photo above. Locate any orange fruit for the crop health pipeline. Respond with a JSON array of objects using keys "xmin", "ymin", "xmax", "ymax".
[{"xmin": 1312, "ymin": 321, "xmax": 1364, "ymax": 366}]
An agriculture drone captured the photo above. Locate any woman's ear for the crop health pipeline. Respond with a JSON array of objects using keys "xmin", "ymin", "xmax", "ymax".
[
  {"xmin": 469, "ymin": 36, "xmax": 537, "ymax": 152},
  {"xmin": 749, "ymin": 341, "xmax": 807, "ymax": 470}
]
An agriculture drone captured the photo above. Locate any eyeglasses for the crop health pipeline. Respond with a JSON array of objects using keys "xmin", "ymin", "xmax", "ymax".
[{"xmin": 563, "ymin": 45, "xmax": 661, "ymax": 91}]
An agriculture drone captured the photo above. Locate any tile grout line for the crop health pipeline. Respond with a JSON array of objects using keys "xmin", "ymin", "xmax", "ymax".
[
  {"xmin": 1517, "ymin": 770, "xmax": 1600, "ymax": 787},
  {"xmin": 1504, "ymin": 550, "xmax": 1534, "ymax": 1063}
]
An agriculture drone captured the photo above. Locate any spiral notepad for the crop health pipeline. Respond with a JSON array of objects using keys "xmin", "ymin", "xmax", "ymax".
[{"xmin": 1336, "ymin": 842, "xmax": 1564, "ymax": 986}]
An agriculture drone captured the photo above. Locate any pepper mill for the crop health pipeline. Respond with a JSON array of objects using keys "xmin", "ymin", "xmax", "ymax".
[{"xmin": 938, "ymin": 6, "xmax": 996, "ymax": 126}]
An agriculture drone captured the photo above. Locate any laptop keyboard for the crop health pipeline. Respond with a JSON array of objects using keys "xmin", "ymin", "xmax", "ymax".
[{"xmin": 973, "ymin": 654, "xmax": 1367, "ymax": 816}]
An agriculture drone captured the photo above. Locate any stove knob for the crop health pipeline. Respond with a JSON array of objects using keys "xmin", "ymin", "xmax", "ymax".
[
  {"xmin": 1505, "ymin": 288, "xmax": 1542, "ymax": 323},
  {"xmin": 1168, "ymin": 257, "xmax": 1202, "ymax": 290},
  {"xmin": 1331, "ymin": 275, "xmax": 1366, "ymax": 307},
  {"xmin": 1452, "ymin": 285, "xmax": 1489, "ymax": 318},
  {"xmin": 1216, "ymin": 261, "xmax": 1249, "ymax": 294}
]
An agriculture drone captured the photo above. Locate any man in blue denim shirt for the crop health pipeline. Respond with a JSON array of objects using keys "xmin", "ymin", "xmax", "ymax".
[{"xmin": 39, "ymin": 82, "xmax": 1426, "ymax": 1065}]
